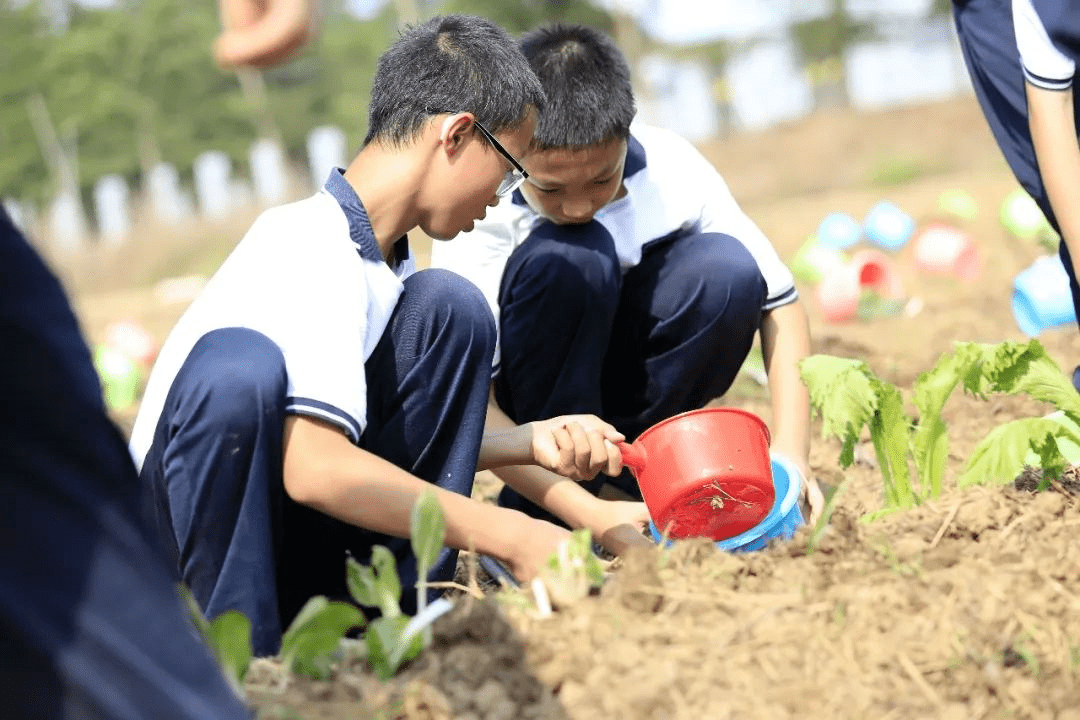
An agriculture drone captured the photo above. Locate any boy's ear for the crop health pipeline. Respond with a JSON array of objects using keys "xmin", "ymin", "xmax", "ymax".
[{"xmin": 438, "ymin": 113, "xmax": 474, "ymax": 157}]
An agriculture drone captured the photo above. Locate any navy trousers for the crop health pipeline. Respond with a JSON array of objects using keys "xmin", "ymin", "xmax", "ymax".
[
  {"xmin": 495, "ymin": 220, "xmax": 766, "ymax": 518},
  {"xmin": 954, "ymin": 0, "xmax": 1080, "ymax": 382},
  {"xmin": 140, "ymin": 269, "xmax": 495, "ymax": 656},
  {"xmin": 0, "ymin": 212, "xmax": 250, "ymax": 718}
]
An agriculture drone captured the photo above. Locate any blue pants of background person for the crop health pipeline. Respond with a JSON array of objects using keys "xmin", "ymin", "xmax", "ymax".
[
  {"xmin": 495, "ymin": 220, "xmax": 766, "ymax": 521},
  {"xmin": 0, "ymin": 211, "xmax": 251, "ymax": 718},
  {"xmin": 953, "ymin": 0, "xmax": 1080, "ymax": 389},
  {"xmin": 140, "ymin": 269, "xmax": 495, "ymax": 657}
]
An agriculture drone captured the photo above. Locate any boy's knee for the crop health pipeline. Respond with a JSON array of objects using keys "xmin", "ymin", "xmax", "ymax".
[
  {"xmin": 177, "ymin": 328, "xmax": 288, "ymax": 421},
  {"xmin": 399, "ymin": 269, "xmax": 497, "ymax": 353},
  {"xmin": 692, "ymin": 234, "xmax": 766, "ymax": 313},
  {"xmin": 509, "ymin": 222, "xmax": 621, "ymax": 305}
]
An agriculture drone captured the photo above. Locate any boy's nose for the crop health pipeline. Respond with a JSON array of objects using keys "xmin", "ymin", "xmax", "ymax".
[{"xmin": 562, "ymin": 200, "xmax": 594, "ymax": 221}]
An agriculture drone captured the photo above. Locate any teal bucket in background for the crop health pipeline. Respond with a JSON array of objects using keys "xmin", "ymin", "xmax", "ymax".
[
  {"xmin": 1012, "ymin": 255, "xmax": 1077, "ymax": 337},
  {"xmin": 648, "ymin": 454, "xmax": 805, "ymax": 552}
]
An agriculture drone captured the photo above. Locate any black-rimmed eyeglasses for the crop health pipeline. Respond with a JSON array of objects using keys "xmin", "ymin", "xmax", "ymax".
[{"xmin": 471, "ymin": 119, "xmax": 529, "ymax": 197}]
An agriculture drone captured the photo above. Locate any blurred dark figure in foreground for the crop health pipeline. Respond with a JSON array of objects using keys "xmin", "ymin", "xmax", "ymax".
[{"xmin": 0, "ymin": 0, "xmax": 316, "ymax": 716}]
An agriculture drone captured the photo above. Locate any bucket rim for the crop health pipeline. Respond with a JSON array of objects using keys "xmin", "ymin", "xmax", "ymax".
[{"xmin": 634, "ymin": 406, "xmax": 771, "ymax": 447}]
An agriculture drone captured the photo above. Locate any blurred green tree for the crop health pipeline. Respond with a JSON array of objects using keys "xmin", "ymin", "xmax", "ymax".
[
  {"xmin": 788, "ymin": 0, "xmax": 875, "ymax": 108},
  {"xmin": 0, "ymin": 2, "xmax": 53, "ymax": 204}
]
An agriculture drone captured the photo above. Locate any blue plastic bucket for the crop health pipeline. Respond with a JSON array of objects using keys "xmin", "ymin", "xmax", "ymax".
[
  {"xmin": 817, "ymin": 212, "xmax": 862, "ymax": 250},
  {"xmin": 863, "ymin": 201, "xmax": 915, "ymax": 251},
  {"xmin": 1012, "ymin": 255, "xmax": 1077, "ymax": 337},
  {"xmin": 648, "ymin": 454, "xmax": 805, "ymax": 552}
]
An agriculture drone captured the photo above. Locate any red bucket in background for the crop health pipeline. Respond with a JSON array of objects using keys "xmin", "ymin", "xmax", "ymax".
[{"xmin": 617, "ymin": 408, "xmax": 775, "ymax": 542}]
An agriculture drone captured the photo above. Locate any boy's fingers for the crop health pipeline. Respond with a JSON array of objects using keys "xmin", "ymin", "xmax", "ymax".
[
  {"xmin": 584, "ymin": 427, "xmax": 610, "ymax": 474},
  {"xmin": 603, "ymin": 439, "xmax": 622, "ymax": 477},
  {"xmin": 550, "ymin": 425, "xmax": 574, "ymax": 474},
  {"xmin": 564, "ymin": 422, "xmax": 594, "ymax": 476},
  {"xmin": 214, "ymin": 0, "xmax": 315, "ymax": 68}
]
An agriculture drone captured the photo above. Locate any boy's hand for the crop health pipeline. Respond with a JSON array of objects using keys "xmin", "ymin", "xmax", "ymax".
[
  {"xmin": 215, "ymin": 0, "xmax": 317, "ymax": 68},
  {"xmin": 802, "ymin": 472, "xmax": 825, "ymax": 526},
  {"xmin": 591, "ymin": 500, "xmax": 654, "ymax": 555},
  {"xmin": 529, "ymin": 415, "xmax": 625, "ymax": 481},
  {"xmin": 503, "ymin": 516, "xmax": 574, "ymax": 583}
]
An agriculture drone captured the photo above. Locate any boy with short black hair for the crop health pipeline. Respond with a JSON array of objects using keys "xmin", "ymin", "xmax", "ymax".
[
  {"xmin": 131, "ymin": 14, "xmax": 629, "ymax": 657},
  {"xmin": 432, "ymin": 24, "xmax": 824, "ymax": 527},
  {"xmin": 953, "ymin": 0, "xmax": 1080, "ymax": 389}
]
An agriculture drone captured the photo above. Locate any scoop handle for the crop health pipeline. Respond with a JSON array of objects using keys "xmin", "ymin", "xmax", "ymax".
[{"xmin": 616, "ymin": 441, "xmax": 647, "ymax": 473}]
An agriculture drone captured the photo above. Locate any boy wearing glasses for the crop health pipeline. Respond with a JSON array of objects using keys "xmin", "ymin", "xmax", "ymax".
[
  {"xmin": 432, "ymin": 24, "xmax": 825, "ymax": 526},
  {"xmin": 129, "ymin": 15, "xmax": 630, "ymax": 657}
]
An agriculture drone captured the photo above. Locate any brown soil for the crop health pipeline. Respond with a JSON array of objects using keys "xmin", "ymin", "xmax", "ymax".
[{"xmin": 65, "ymin": 95, "xmax": 1080, "ymax": 719}]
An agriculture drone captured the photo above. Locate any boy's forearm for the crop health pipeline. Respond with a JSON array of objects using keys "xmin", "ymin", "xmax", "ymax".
[
  {"xmin": 481, "ymin": 387, "xmax": 603, "ymax": 527},
  {"xmin": 1027, "ymin": 83, "xmax": 1080, "ymax": 263},
  {"xmin": 488, "ymin": 463, "xmax": 601, "ymax": 528},
  {"xmin": 283, "ymin": 416, "xmax": 529, "ymax": 562},
  {"xmin": 760, "ymin": 301, "xmax": 812, "ymax": 464},
  {"xmin": 476, "ymin": 424, "xmax": 534, "ymax": 470}
]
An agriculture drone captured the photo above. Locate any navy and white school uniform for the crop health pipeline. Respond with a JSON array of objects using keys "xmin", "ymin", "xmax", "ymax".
[
  {"xmin": 130, "ymin": 170, "xmax": 496, "ymax": 656},
  {"xmin": 0, "ymin": 210, "xmax": 251, "ymax": 718},
  {"xmin": 953, "ymin": 0, "xmax": 1080, "ymax": 330},
  {"xmin": 431, "ymin": 122, "xmax": 797, "ymax": 515}
]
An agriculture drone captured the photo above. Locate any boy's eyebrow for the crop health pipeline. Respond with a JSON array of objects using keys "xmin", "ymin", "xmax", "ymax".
[{"xmin": 529, "ymin": 160, "xmax": 624, "ymax": 188}]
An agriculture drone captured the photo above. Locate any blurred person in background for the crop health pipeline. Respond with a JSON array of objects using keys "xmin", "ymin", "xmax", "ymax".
[
  {"xmin": 0, "ymin": 0, "xmax": 316, "ymax": 717},
  {"xmin": 953, "ymin": 0, "xmax": 1080, "ymax": 390},
  {"xmin": 431, "ymin": 24, "xmax": 825, "ymax": 528}
]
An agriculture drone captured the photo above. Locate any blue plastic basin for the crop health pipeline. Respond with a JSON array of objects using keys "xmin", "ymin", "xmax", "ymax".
[{"xmin": 648, "ymin": 454, "xmax": 805, "ymax": 552}]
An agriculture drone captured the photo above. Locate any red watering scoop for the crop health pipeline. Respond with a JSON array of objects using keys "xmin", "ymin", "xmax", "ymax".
[{"xmin": 616, "ymin": 407, "xmax": 775, "ymax": 542}]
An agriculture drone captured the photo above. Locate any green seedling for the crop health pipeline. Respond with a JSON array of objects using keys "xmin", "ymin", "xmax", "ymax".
[
  {"xmin": 410, "ymin": 489, "xmax": 446, "ymax": 644},
  {"xmin": 179, "ymin": 585, "xmax": 252, "ymax": 696},
  {"xmin": 346, "ymin": 490, "xmax": 451, "ymax": 680},
  {"xmin": 538, "ymin": 529, "xmax": 606, "ymax": 608},
  {"xmin": 806, "ymin": 478, "xmax": 849, "ymax": 554},
  {"xmin": 279, "ymin": 595, "xmax": 365, "ymax": 680},
  {"xmin": 801, "ymin": 339, "xmax": 1080, "ymax": 517}
]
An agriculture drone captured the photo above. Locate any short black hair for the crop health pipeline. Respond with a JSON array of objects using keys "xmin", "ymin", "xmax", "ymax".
[
  {"xmin": 519, "ymin": 24, "xmax": 636, "ymax": 151},
  {"xmin": 363, "ymin": 15, "xmax": 546, "ymax": 148}
]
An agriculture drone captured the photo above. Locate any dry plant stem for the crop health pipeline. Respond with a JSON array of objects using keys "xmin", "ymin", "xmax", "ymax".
[
  {"xmin": 896, "ymin": 652, "xmax": 944, "ymax": 709},
  {"xmin": 426, "ymin": 581, "xmax": 485, "ymax": 600},
  {"xmin": 686, "ymin": 481, "xmax": 753, "ymax": 510},
  {"xmin": 928, "ymin": 503, "xmax": 960, "ymax": 549}
]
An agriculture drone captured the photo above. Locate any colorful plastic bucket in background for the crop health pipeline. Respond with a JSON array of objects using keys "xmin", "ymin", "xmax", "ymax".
[
  {"xmin": 817, "ymin": 249, "xmax": 904, "ymax": 323},
  {"xmin": 790, "ymin": 236, "xmax": 849, "ymax": 285},
  {"xmin": 93, "ymin": 344, "xmax": 141, "ymax": 413},
  {"xmin": 912, "ymin": 223, "xmax": 981, "ymax": 281},
  {"xmin": 1000, "ymin": 188, "xmax": 1054, "ymax": 244},
  {"xmin": 648, "ymin": 454, "xmax": 805, "ymax": 552},
  {"xmin": 816, "ymin": 212, "xmax": 862, "ymax": 250},
  {"xmin": 937, "ymin": 188, "xmax": 979, "ymax": 223},
  {"xmin": 863, "ymin": 200, "xmax": 915, "ymax": 251},
  {"xmin": 1013, "ymin": 255, "xmax": 1077, "ymax": 337},
  {"xmin": 618, "ymin": 408, "xmax": 775, "ymax": 543},
  {"xmin": 105, "ymin": 319, "xmax": 158, "ymax": 367}
]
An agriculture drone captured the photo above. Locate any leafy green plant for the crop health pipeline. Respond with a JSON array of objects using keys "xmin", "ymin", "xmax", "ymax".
[
  {"xmin": 868, "ymin": 155, "xmax": 928, "ymax": 188},
  {"xmin": 801, "ymin": 339, "xmax": 1080, "ymax": 516},
  {"xmin": 806, "ymin": 478, "xmax": 849, "ymax": 554},
  {"xmin": 179, "ymin": 586, "xmax": 252, "ymax": 695},
  {"xmin": 537, "ymin": 529, "xmax": 606, "ymax": 608},
  {"xmin": 184, "ymin": 489, "xmax": 451, "ymax": 686},
  {"xmin": 410, "ymin": 489, "xmax": 446, "ymax": 643},
  {"xmin": 346, "ymin": 489, "xmax": 450, "ymax": 679},
  {"xmin": 278, "ymin": 596, "xmax": 365, "ymax": 680}
]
